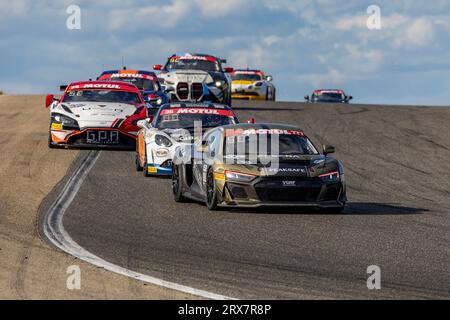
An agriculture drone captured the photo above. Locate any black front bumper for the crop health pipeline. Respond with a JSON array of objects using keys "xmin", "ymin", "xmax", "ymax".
[
  {"xmin": 220, "ymin": 176, "xmax": 346, "ymax": 208},
  {"xmin": 52, "ymin": 129, "xmax": 136, "ymax": 150}
]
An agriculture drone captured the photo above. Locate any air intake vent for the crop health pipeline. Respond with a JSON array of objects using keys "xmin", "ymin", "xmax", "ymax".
[
  {"xmin": 191, "ymin": 83, "xmax": 203, "ymax": 101},
  {"xmin": 176, "ymin": 83, "xmax": 189, "ymax": 100}
]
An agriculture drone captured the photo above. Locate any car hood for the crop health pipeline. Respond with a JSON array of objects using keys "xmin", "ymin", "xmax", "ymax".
[
  {"xmin": 61, "ymin": 102, "xmax": 138, "ymax": 127},
  {"xmin": 159, "ymin": 70, "xmax": 213, "ymax": 84},
  {"xmin": 157, "ymin": 126, "xmax": 213, "ymax": 143},
  {"xmin": 220, "ymin": 154, "xmax": 340, "ymax": 178}
]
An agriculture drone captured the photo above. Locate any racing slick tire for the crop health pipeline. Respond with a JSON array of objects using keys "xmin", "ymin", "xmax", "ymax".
[
  {"xmin": 272, "ymin": 88, "xmax": 276, "ymax": 101},
  {"xmin": 143, "ymin": 150, "xmax": 151, "ymax": 177},
  {"xmin": 225, "ymin": 94, "xmax": 232, "ymax": 107},
  {"xmin": 135, "ymin": 154, "xmax": 143, "ymax": 172},
  {"xmin": 205, "ymin": 168, "xmax": 219, "ymax": 211},
  {"xmin": 266, "ymin": 87, "xmax": 276, "ymax": 101},
  {"xmin": 172, "ymin": 165, "xmax": 186, "ymax": 203}
]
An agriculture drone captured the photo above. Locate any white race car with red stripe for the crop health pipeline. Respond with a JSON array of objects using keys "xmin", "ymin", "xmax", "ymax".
[
  {"xmin": 135, "ymin": 102, "xmax": 239, "ymax": 176},
  {"xmin": 45, "ymin": 81, "xmax": 149, "ymax": 149}
]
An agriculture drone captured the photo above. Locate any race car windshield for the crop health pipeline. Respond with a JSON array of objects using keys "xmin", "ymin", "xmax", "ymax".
[
  {"xmin": 315, "ymin": 92, "xmax": 344, "ymax": 101},
  {"xmin": 63, "ymin": 90, "xmax": 141, "ymax": 104},
  {"xmin": 156, "ymin": 113, "xmax": 235, "ymax": 130},
  {"xmin": 224, "ymin": 133, "xmax": 319, "ymax": 156},
  {"xmin": 165, "ymin": 59, "xmax": 220, "ymax": 72},
  {"xmin": 109, "ymin": 78, "xmax": 160, "ymax": 91},
  {"xmin": 231, "ymin": 74, "xmax": 263, "ymax": 81}
]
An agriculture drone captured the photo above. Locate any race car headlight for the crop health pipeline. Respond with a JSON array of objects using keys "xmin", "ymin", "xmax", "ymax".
[
  {"xmin": 225, "ymin": 171, "xmax": 257, "ymax": 183},
  {"xmin": 52, "ymin": 114, "xmax": 78, "ymax": 126},
  {"xmin": 215, "ymin": 80, "xmax": 225, "ymax": 88},
  {"xmin": 155, "ymin": 134, "xmax": 173, "ymax": 147},
  {"xmin": 255, "ymin": 82, "xmax": 263, "ymax": 87},
  {"xmin": 319, "ymin": 171, "xmax": 340, "ymax": 182}
]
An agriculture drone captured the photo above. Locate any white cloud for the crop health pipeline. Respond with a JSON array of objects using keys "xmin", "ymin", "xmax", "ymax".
[
  {"xmin": 394, "ymin": 18, "xmax": 435, "ymax": 47},
  {"xmin": 263, "ymin": 35, "xmax": 282, "ymax": 46},
  {"xmin": 108, "ymin": 0, "xmax": 190, "ymax": 29},
  {"xmin": 194, "ymin": 0, "xmax": 252, "ymax": 18}
]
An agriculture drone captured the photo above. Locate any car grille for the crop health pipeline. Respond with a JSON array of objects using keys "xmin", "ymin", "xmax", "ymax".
[
  {"xmin": 176, "ymin": 82, "xmax": 189, "ymax": 100},
  {"xmin": 254, "ymin": 178, "xmax": 322, "ymax": 202},
  {"xmin": 191, "ymin": 83, "xmax": 203, "ymax": 100},
  {"xmin": 322, "ymin": 184, "xmax": 340, "ymax": 201},
  {"xmin": 175, "ymin": 82, "xmax": 203, "ymax": 101},
  {"xmin": 66, "ymin": 130, "xmax": 136, "ymax": 148}
]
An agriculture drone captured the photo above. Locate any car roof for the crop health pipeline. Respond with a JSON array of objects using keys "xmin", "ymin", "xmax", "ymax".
[
  {"xmin": 217, "ymin": 123, "xmax": 304, "ymax": 132},
  {"xmin": 232, "ymin": 69, "xmax": 263, "ymax": 74},
  {"xmin": 100, "ymin": 69, "xmax": 157, "ymax": 77},
  {"xmin": 314, "ymin": 89, "xmax": 345, "ymax": 94},
  {"xmin": 66, "ymin": 81, "xmax": 141, "ymax": 94},
  {"xmin": 161, "ymin": 102, "xmax": 233, "ymax": 110},
  {"xmin": 169, "ymin": 53, "xmax": 221, "ymax": 61},
  {"xmin": 102, "ymin": 69, "xmax": 156, "ymax": 76}
]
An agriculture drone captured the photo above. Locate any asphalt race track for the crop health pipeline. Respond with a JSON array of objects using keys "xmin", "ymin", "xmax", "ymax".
[{"xmin": 40, "ymin": 101, "xmax": 450, "ymax": 299}]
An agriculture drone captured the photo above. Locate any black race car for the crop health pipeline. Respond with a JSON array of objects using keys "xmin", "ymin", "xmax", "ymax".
[{"xmin": 172, "ymin": 123, "xmax": 347, "ymax": 212}]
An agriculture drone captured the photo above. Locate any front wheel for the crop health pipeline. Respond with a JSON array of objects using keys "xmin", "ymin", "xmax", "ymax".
[
  {"xmin": 143, "ymin": 150, "xmax": 151, "ymax": 177},
  {"xmin": 135, "ymin": 154, "xmax": 143, "ymax": 172},
  {"xmin": 48, "ymin": 130, "xmax": 59, "ymax": 149},
  {"xmin": 205, "ymin": 168, "xmax": 219, "ymax": 210},
  {"xmin": 172, "ymin": 165, "xmax": 186, "ymax": 202}
]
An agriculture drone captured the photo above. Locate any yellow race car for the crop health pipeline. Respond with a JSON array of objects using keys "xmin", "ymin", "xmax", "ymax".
[{"xmin": 231, "ymin": 69, "xmax": 276, "ymax": 101}]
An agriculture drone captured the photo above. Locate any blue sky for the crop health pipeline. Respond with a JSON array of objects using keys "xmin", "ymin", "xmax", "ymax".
[{"xmin": 1, "ymin": 0, "xmax": 450, "ymax": 105}]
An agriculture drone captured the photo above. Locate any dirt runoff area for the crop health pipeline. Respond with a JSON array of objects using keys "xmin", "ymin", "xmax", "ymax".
[{"xmin": 0, "ymin": 95, "xmax": 195, "ymax": 299}]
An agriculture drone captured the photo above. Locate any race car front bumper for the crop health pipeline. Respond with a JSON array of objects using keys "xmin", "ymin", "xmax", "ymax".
[
  {"xmin": 50, "ymin": 128, "xmax": 136, "ymax": 150},
  {"xmin": 231, "ymin": 93, "xmax": 266, "ymax": 100},
  {"xmin": 217, "ymin": 176, "xmax": 346, "ymax": 209},
  {"xmin": 145, "ymin": 162, "xmax": 173, "ymax": 176}
]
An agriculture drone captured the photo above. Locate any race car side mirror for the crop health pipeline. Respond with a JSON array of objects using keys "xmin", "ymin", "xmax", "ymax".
[
  {"xmin": 323, "ymin": 145, "xmax": 335, "ymax": 156},
  {"xmin": 153, "ymin": 64, "xmax": 162, "ymax": 71},
  {"xmin": 266, "ymin": 75, "xmax": 273, "ymax": 82},
  {"xmin": 248, "ymin": 118, "xmax": 255, "ymax": 124},
  {"xmin": 224, "ymin": 67, "xmax": 234, "ymax": 73},
  {"xmin": 304, "ymin": 95, "xmax": 310, "ymax": 101},
  {"xmin": 137, "ymin": 120, "xmax": 150, "ymax": 129},
  {"xmin": 45, "ymin": 94, "xmax": 55, "ymax": 108},
  {"xmin": 146, "ymin": 94, "xmax": 160, "ymax": 103},
  {"xmin": 59, "ymin": 85, "xmax": 68, "ymax": 92},
  {"xmin": 348, "ymin": 96, "xmax": 353, "ymax": 100}
]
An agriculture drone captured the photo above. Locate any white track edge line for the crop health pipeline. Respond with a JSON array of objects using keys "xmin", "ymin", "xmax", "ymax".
[{"xmin": 42, "ymin": 150, "xmax": 235, "ymax": 300}]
